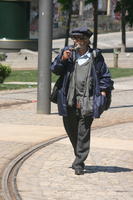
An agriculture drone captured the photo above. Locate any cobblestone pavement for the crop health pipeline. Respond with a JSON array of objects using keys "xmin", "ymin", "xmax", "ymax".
[
  {"xmin": 0, "ymin": 77, "xmax": 133, "ymax": 200},
  {"xmin": 17, "ymin": 126, "xmax": 133, "ymax": 200}
]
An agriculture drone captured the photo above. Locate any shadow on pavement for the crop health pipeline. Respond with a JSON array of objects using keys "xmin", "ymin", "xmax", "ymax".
[
  {"xmin": 110, "ymin": 105, "xmax": 133, "ymax": 109},
  {"xmin": 102, "ymin": 47, "xmax": 133, "ymax": 53},
  {"xmin": 50, "ymin": 112, "xmax": 59, "ymax": 115},
  {"xmin": 53, "ymin": 47, "xmax": 133, "ymax": 54},
  {"xmin": 85, "ymin": 165, "xmax": 133, "ymax": 174}
]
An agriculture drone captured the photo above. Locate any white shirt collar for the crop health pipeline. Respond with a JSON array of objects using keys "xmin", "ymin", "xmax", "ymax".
[{"xmin": 77, "ymin": 51, "xmax": 91, "ymax": 65}]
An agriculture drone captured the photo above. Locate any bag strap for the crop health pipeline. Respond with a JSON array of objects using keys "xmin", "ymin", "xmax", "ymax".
[{"xmin": 82, "ymin": 57, "xmax": 94, "ymax": 98}]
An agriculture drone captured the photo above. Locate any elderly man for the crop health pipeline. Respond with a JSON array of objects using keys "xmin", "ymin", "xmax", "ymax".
[{"xmin": 51, "ymin": 27, "xmax": 113, "ymax": 175}]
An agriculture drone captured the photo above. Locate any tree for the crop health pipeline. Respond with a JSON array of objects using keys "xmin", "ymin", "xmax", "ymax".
[
  {"xmin": 58, "ymin": 0, "xmax": 99, "ymax": 48},
  {"xmin": 85, "ymin": 0, "xmax": 98, "ymax": 49},
  {"xmin": 124, "ymin": 0, "xmax": 133, "ymax": 27},
  {"xmin": 58, "ymin": 0, "xmax": 73, "ymax": 46},
  {"xmin": 115, "ymin": 0, "xmax": 133, "ymax": 52}
]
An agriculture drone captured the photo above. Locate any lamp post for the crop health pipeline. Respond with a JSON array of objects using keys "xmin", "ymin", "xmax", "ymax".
[{"xmin": 37, "ymin": 0, "xmax": 53, "ymax": 114}]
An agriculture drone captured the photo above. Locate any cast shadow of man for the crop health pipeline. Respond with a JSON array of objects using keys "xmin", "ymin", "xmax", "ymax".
[{"xmin": 84, "ymin": 165, "xmax": 133, "ymax": 174}]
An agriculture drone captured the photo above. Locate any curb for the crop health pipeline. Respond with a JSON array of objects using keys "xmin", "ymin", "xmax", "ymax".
[{"xmin": 0, "ymin": 100, "xmax": 37, "ymax": 108}]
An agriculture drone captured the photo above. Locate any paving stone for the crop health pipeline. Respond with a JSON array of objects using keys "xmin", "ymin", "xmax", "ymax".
[
  {"xmin": 17, "ymin": 134, "xmax": 133, "ymax": 200},
  {"xmin": 0, "ymin": 77, "xmax": 133, "ymax": 200}
]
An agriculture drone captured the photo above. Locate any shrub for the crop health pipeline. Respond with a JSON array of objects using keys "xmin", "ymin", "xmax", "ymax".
[
  {"xmin": 0, "ymin": 53, "xmax": 7, "ymax": 61},
  {"xmin": 0, "ymin": 64, "xmax": 12, "ymax": 83}
]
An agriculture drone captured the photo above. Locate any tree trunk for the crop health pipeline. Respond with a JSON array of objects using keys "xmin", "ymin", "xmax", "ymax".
[
  {"xmin": 93, "ymin": 0, "xmax": 98, "ymax": 49},
  {"xmin": 65, "ymin": 0, "xmax": 73, "ymax": 47},
  {"xmin": 79, "ymin": 0, "xmax": 84, "ymax": 16},
  {"xmin": 107, "ymin": 0, "xmax": 111, "ymax": 16},
  {"xmin": 121, "ymin": 1, "xmax": 126, "ymax": 52}
]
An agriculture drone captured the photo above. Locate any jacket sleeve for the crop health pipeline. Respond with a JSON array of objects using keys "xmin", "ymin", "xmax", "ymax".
[
  {"xmin": 95, "ymin": 55, "xmax": 114, "ymax": 92},
  {"xmin": 51, "ymin": 48, "xmax": 72, "ymax": 76}
]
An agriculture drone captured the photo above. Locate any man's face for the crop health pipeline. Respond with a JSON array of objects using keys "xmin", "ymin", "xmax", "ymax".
[{"xmin": 72, "ymin": 35, "xmax": 90, "ymax": 50}]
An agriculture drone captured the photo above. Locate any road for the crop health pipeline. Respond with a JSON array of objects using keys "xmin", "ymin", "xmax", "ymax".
[{"xmin": 52, "ymin": 31, "xmax": 133, "ymax": 50}]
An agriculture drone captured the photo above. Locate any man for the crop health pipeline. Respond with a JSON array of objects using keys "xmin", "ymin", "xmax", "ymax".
[{"xmin": 51, "ymin": 27, "xmax": 114, "ymax": 175}]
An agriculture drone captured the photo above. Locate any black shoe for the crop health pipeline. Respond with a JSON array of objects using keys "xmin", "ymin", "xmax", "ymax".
[
  {"xmin": 75, "ymin": 169, "xmax": 84, "ymax": 175},
  {"xmin": 72, "ymin": 165, "xmax": 75, "ymax": 169},
  {"xmin": 72, "ymin": 163, "xmax": 85, "ymax": 170}
]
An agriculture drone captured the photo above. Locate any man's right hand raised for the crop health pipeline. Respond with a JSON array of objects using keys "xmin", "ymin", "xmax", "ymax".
[{"xmin": 61, "ymin": 50, "xmax": 72, "ymax": 61}]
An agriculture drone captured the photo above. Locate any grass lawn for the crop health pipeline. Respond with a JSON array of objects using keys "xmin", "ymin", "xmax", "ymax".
[
  {"xmin": 5, "ymin": 70, "xmax": 38, "ymax": 82},
  {"xmin": 1, "ymin": 68, "xmax": 133, "ymax": 91},
  {"xmin": 53, "ymin": 68, "xmax": 133, "ymax": 81},
  {"xmin": 0, "ymin": 84, "xmax": 36, "ymax": 91},
  {"xmin": 110, "ymin": 68, "xmax": 133, "ymax": 78}
]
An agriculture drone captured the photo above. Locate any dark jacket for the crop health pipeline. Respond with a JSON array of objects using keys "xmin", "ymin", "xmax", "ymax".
[{"xmin": 51, "ymin": 46, "xmax": 114, "ymax": 118}]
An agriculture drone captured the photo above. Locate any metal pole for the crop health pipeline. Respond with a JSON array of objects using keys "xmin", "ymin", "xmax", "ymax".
[
  {"xmin": 113, "ymin": 53, "xmax": 118, "ymax": 68},
  {"xmin": 113, "ymin": 48, "xmax": 119, "ymax": 68},
  {"xmin": 37, "ymin": 0, "xmax": 53, "ymax": 114}
]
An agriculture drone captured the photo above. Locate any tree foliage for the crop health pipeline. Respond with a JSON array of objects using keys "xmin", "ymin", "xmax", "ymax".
[
  {"xmin": 58, "ymin": 0, "xmax": 72, "ymax": 10},
  {"xmin": 115, "ymin": 0, "xmax": 133, "ymax": 27},
  {"xmin": 85, "ymin": 0, "xmax": 98, "ymax": 49},
  {"xmin": 85, "ymin": 0, "xmax": 97, "ymax": 5},
  {"xmin": 57, "ymin": 0, "xmax": 73, "ymax": 46}
]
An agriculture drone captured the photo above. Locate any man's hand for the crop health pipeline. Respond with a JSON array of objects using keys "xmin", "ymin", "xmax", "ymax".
[{"xmin": 62, "ymin": 50, "xmax": 72, "ymax": 60}]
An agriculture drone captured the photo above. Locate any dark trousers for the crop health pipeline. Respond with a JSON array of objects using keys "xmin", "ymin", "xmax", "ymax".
[{"xmin": 63, "ymin": 107, "xmax": 93, "ymax": 170}]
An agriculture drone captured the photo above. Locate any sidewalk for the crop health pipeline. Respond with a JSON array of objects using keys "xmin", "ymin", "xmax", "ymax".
[
  {"xmin": 1, "ymin": 50, "xmax": 133, "ymax": 69},
  {"xmin": 1, "ymin": 31, "xmax": 133, "ymax": 70},
  {"xmin": 17, "ymin": 123, "xmax": 133, "ymax": 200},
  {"xmin": 0, "ymin": 77, "xmax": 133, "ymax": 199}
]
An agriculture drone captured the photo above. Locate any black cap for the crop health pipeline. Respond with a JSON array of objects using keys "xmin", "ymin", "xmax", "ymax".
[{"xmin": 70, "ymin": 27, "xmax": 93, "ymax": 38}]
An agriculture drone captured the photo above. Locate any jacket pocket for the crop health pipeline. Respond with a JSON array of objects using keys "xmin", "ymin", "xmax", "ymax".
[
  {"xmin": 57, "ymin": 88, "xmax": 67, "ymax": 116},
  {"xmin": 93, "ymin": 94, "xmax": 107, "ymax": 118}
]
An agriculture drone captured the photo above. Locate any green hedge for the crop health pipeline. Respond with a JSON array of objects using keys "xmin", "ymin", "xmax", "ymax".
[{"xmin": 0, "ymin": 64, "xmax": 12, "ymax": 83}]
